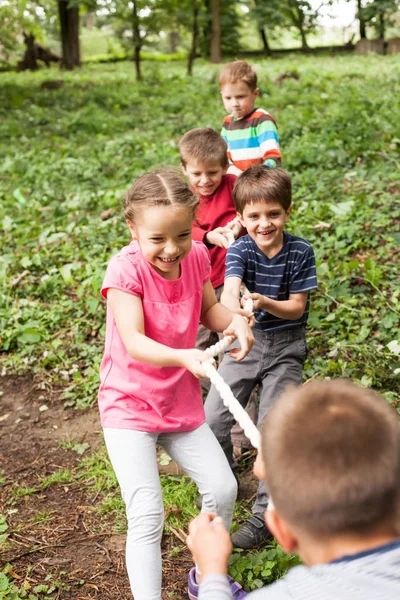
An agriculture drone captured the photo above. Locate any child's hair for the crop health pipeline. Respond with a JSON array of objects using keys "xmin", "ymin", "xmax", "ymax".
[
  {"xmin": 261, "ymin": 379, "xmax": 400, "ymax": 538},
  {"xmin": 233, "ymin": 166, "xmax": 291, "ymax": 214},
  {"xmin": 124, "ymin": 168, "xmax": 199, "ymax": 223},
  {"xmin": 179, "ymin": 128, "xmax": 229, "ymax": 169},
  {"xmin": 219, "ymin": 60, "xmax": 258, "ymax": 91}
]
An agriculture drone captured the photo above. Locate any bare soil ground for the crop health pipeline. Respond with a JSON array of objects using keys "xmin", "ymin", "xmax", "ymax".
[{"xmin": 0, "ymin": 375, "xmax": 256, "ymax": 600}]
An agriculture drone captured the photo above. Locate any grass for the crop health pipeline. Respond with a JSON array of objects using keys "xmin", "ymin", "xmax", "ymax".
[{"xmin": 0, "ymin": 53, "xmax": 399, "ymax": 590}]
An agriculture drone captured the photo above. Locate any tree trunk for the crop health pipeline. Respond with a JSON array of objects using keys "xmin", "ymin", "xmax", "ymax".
[
  {"xmin": 168, "ymin": 31, "xmax": 179, "ymax": 53},
  {"xmin": 378, "ymin": 11, "xmax": 385, "ymax": 40},
  {"xmin": 210, "ymin": 0, "xmax": 221, "ymax": 63},
  {"xmin": 86, "ymin": 11, "xmax": 95, "ymax": 30},
  {"xmin": 58, "ymin": 0, "xmax": 80, "ymax": 70},
  {"xmin": 299, "ymin": 25, "xmax": 308, "ymax": 49},
  {"xmin": 187, "ymin": 0, "xmax": 199, "ymax": 76},
  {"xmin": 259, "ymin": 27, "xmax": 271, "ymax": 56},
  {"xmin": 357, "ymin": 0, "xmax": 367, "ymax": 39},
  {"xmin": 23, "ymin": 33, "xmax": 38, "ymax": 70},
  {"xmin": 132, "ymin": 0, "xmax": 141, "ymax": 81}
]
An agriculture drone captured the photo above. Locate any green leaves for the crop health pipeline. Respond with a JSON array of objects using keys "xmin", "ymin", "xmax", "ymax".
[{"xmin": 0, "ymin": 55, "xmax": 399, "ymax": 409}]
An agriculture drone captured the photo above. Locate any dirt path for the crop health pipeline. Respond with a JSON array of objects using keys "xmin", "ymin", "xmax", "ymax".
[
  {"xmin": 1, "ymin": 375, "xmax": 256, "ymax": 599},
  {"xmin": 0, "ymin": 375, "xmax": 194, "ymax": 599}
]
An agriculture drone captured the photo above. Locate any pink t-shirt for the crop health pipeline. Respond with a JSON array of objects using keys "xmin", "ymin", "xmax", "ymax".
[{"xmin": 98, "ymin": 240, "xmax": 211, "ymax": 432}]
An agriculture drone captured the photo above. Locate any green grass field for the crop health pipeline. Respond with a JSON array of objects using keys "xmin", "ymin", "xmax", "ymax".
[
  {"xmin": 0, "ymin": 52, "xmax": 399, "ymax": 593},
  {"xmin": 1, "ymin": 54, "xmax": 399, "ymax": 407}
]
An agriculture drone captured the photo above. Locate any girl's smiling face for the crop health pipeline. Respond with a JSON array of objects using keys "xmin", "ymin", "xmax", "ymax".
[{"xmin": 129, "ymin": 205, "xmax": 193, "ymax": 280}]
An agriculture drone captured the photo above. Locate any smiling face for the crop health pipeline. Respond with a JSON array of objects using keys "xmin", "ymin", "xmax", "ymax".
[
  {"xmin": 220, "ymin": 80, "xmax": 259, "ymax": 120},
  {"xmin": 238, "ymin": 200, "xmax": 291, "ymax": 258},
  {"xmin": 182, "ymin": 158, "xmax": 227, "ymax": 197},
  {"xmin": 128, "ymin": 204, "xmax": 193, "ymax": 280}
]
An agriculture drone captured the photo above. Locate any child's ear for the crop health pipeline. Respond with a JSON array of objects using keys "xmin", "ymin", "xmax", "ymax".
[
  {"xmin": 254, "ymin": 87, "xmax": 260, "ymax": 99},
  {"xmin": 236, "ymin": 211, "xmax": 245, "ymax": 228},
  {"xmin": 181, "ymin": 162, "xmax": 187, "ymax": 176},
  {"xmin": 126, "ymin": 220, "xmax": 137, "ymax": 240},
  {"xmin": 266, "ymin": 509, "xmax": 298, "ymax": 554},
  {"xmin": 253, "ymin": 452, "xmax": 266, "ymax": 481},
  {"xmin": 285, "ymin": 206, "xmax": 292, "ymax": 222}
]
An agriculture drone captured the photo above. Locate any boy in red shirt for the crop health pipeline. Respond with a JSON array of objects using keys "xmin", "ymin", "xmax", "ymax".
[
  {"xmin": 179, "ymin": 128, "xmax": 257, "ymax": 457},
  {"xmin": 179, "ymin": 129, "xmax": 242, "ymax": 367}
]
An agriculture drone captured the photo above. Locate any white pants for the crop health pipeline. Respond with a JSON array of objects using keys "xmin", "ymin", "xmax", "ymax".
[{"xmin": 104, "ymin": 424, "xmax": 237, "ymax": 600}]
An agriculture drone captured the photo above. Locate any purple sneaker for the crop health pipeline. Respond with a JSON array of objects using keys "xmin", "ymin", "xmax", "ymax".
[{"xmin": 188, "ymin": 567, "xmax": 247, "ymax": 600}]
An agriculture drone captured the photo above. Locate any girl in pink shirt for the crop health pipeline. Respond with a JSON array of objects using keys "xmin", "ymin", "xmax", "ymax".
[{"xmin": 98, "ymin": 169, "xmax": 253, "ymax": 600}]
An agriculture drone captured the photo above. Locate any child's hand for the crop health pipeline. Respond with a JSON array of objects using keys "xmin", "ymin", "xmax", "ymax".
[
  {"xmin": 179, "ymin": 349, "xmax": 215, "ymax": 379},
  {"xmin": 242, "ymin": 293, "xmax": 266, "ymax": 311},
  {"xmin": 233, "ymin": 306, "xmax": 255, "ymax": 328},
  {"xmin": 227, "ymin": 164, "xmax": 242, "ymax": 177},
  {"xmin": 206, "ymin": 227, "xmax": 232, "ymax": 249},
  {"xmin": 223, "ymin": 314, "xmax": 254, "ymax": 361},
  {"xmin": 186, "ymin": 513, "xmax": 231, "ymax": 579},
  {"xmin": 230, "ymin": 219, "xmax": 243, "ymax": 240}
]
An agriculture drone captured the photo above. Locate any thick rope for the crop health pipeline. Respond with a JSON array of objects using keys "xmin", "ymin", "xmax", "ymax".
[{"xmin": 201, "ymin": 224, "xmax": 261, "ymax": 450}]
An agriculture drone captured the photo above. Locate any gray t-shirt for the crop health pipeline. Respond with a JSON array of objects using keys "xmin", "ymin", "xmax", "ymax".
[{"xmin": 199, "ymin": 540, "xmax": 400, "ymax": 600}]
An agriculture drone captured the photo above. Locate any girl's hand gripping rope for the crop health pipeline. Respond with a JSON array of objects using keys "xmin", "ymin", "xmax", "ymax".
[{"xmin": 179, "ymin": 349, "xmax": 216, "ymax": 380}]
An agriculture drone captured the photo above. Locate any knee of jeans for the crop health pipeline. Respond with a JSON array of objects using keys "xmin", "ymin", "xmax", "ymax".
[{"xmin": 125, "ymin": 489, "xmax": 164, "ymax": 543}]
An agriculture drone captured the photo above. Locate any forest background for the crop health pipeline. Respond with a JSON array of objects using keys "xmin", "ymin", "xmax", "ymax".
[{"xmin": 0, "ymin": 1, "xmax": 400, "ymax": 599}]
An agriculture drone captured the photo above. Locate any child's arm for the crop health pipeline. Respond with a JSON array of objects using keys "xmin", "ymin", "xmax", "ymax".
[
  {"xmin": 107, "ymin": 289, "xmax": 214, "ymax": 378},
  {"xmin": 220, "ymin": 276, "xmax": 242, "ymax": 312},
  {"xmin": 205, "ymin": 227, "xmax": 233, "ymax": 249},
  {"xmin": 257, "ymin": 113, "xmax": 281, "ymax": 167},
  {"xmin": 200, "ymin": 281, "xmax": 254, "ymax": 361},
  {"xmin": 186, "ymin": 513, "xmax": 231, "ymax": 579},
  {"xmin": 243, "ymin": 291, "xmax": 308, "ymax": 320}
]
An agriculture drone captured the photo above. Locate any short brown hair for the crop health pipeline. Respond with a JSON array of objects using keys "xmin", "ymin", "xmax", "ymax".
[
  {"xmin": 233, "ymin": 166, "xmax": 291, "ymax": 213},
  {"xmin": 124, "ymin": 168, "xmax": 199, "ymax": 223},
  {"xmin": 219, "ymin": 60, "xmax": 258, "ymax": 91},
  {"xmin": 179, "ymin": 128, "xmax": 228, "ymax": 168},
  {"xmin": 261, "ymin": 379, "xmax": 400, "ymax": 537}
]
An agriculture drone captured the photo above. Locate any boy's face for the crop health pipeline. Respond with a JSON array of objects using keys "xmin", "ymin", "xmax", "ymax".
[
  {"xmin": 220, "ymin": 81, "xmax": 259, "ymax": 120},
  {"xmin": 238, "ymin": 200, "xmax": 291, "ymax": 258},
  {"xmin": 182, "ymin": 159, "xmax": 227, "ymax": 197}
]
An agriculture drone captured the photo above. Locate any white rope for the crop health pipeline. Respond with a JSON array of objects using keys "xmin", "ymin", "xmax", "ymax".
[{"xmin": 200, "ymin": 223, "xmax": 261, "ymax": 450}]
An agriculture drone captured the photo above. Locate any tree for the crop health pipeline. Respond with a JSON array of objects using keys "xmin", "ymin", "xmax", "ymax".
[
  {"xmin": 0, "ymin": 0, "xmax": 54, "ymax": 63},
  {"xmin": 281, "ymin": 0, "xmax": 324, "ymax": 49},
  {"xmin": 360, "ymin": 0, "xmax": 400, "ymax": 40},
  {"xmin": 58, "ymin": 0, "xmax": 80, "ymax": 69},
  {"xmin": 188, "ymin": 0, "xmax": 199, "ymax": 75},
  {"xmin": 247, "ymin": 0, "xmax": 286, "ymax": 56},
  {"xmin": 210, "ymin": 0, "xmax": 220, "ymax": 62}
]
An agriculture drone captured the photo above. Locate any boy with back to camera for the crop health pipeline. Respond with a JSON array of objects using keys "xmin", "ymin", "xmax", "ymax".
[
  {"xmin": 220, "ymin": 61, "xmax": 281, "ymax": 176},
  {"xmin": 204, "ymin": 165, "xmax": 318, "ymax": 549},
  {"xmin": 187, "ymin": 379, "xmax": 400, "ymax": 600}
]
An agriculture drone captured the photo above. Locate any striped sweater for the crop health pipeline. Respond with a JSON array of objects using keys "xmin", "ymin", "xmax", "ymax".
[
  {"xmin": 221, "ymin": 108, "xmax": 281, "ymax": 171},
  {"xmin": 199, "ymin": 539, "xmax": 400, "ymax": 600}
]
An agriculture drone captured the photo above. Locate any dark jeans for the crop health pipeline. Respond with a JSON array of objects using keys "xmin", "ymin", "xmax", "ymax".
[{"xmin": 204, "ymin": 326, "xmax": 307, "ymax": 516}]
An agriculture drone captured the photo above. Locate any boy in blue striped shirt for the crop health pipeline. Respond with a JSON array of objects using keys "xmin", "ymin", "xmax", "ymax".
[{"xmin": 204, "ymin": 166, "xmax": 318, "ymax": 549}]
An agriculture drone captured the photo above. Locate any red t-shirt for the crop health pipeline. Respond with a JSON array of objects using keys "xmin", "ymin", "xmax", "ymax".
[{"xmin": 192, "ymin": 174, "xmax": 237, "ymax": 288}]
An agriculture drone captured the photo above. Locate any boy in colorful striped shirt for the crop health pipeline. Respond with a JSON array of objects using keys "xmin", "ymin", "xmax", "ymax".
[{"xmin": 220, "ymin": 61, "xmax": 281, "ymax": 176}]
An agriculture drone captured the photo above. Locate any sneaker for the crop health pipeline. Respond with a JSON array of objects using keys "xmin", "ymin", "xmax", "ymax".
[
  {"xmin": 231, "ymin": 515, "xmax": 272, "ymax": 549},
  {"xmin": 188, "ymin": 567, "xmax": 247, "ymax": 600}
]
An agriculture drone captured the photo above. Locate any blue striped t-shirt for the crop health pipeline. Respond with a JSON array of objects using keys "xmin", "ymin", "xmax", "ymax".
[{"xmin": 225, "ymin": 232, "xmax": 317, "ymax": 331}]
